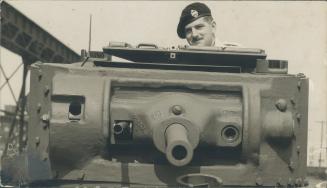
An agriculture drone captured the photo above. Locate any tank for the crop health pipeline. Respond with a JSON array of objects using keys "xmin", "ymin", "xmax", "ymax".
[{"xmin": 1, "ymin": 43, "xmax": 309, "ymax": 187}]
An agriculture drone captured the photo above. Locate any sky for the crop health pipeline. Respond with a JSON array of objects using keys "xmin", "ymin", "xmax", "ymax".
[{"xmin": 0, "ymin": 1, "xmax": 326, "ymax": 165}]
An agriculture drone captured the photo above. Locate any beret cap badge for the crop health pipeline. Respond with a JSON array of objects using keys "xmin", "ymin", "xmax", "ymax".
[
  {"xmin": 177, "ymin": 2, "xmax": 212, "ymax": 38},
  {"xmin": 190, "ymin": 9, "xmax": 199, "ymax": 18}
]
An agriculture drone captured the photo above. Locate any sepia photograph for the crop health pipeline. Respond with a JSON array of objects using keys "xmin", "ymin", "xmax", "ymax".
[{"xmin": 0, "ymin": 1, "xmax": 326, "ymax": 187}]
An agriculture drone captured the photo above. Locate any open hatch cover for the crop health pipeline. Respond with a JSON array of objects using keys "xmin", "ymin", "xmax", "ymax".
[{"xmin": 97, "ymin": 42, "xmax": 267, "ymax": 73}]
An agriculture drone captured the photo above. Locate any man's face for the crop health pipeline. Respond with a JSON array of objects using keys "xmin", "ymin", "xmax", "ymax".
[{"xmin": 184, "ymin": 17, "xmax": 216, "ymax": 46}]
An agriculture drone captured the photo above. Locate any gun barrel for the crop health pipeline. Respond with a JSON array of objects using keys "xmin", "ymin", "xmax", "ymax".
[{"xmin": 165, "ymin": 123, "xmax": 193, "ymax": 166}]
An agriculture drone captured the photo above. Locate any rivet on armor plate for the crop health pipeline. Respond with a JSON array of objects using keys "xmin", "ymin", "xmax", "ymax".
[
  {"xmin": 172, "ymin": 105, "xmax": 183, "ymax": 115},
  {"xmin": 22, "ymin": 135, "xmax": 27, "ymax": 142},
  {"xmin": 35, "ymin": 136, "xmax": 40, "ymax": 146},
  {"xmin": 256, "ymin": 177, "xmax": 263, "ymax": 186},
  {"xmin": 38, "ymin": 70, "xmax": 42, "ymax": 81},
  {"xmin": 37, "ymin": 103, "xmax": 42, "ymax": 113},
  {"xmin": 44, "ymin": 86, "xmax": 50, "ymax": 96},
  {"xmin": 297, "ymin": 81, "xmax": 301, "ymax": 90},
  {"xmin": 23, "ymin": 125, "xmax": 27, "ymax": 132},
  {"xmin": 290, "ymin": 98, "xmax": 295, "ymax": 105},
  {"xmin": 275, "ymin": 99, "xmax": 287, "ymax": 112},
  {"xmin": 288, "ymin": 161, "xmax": 295, "ymax": 171}
]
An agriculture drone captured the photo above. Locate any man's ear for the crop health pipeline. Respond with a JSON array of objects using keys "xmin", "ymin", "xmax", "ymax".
[{"xmin": 211, "ymin": 20, "xmax": 217, "ymax": 31}]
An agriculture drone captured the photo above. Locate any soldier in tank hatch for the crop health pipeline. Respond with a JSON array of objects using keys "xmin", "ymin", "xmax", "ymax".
[{"xmin": 177, "ymin": 2, "xmax": 240, "ymax": 47}]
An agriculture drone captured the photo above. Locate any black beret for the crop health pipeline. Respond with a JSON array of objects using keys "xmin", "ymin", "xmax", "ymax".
[{"xmin": 177, "ymin": 2, "xmax": 212, "ymax": 39}]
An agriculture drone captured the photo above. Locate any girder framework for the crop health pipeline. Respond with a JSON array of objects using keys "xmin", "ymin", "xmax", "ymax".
[{"xmin": 1, "ymin": 1, "xmax": 81, "ymax": 64}]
